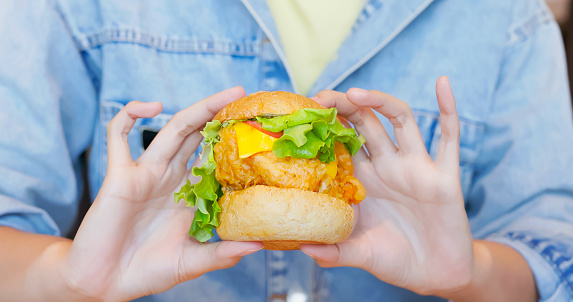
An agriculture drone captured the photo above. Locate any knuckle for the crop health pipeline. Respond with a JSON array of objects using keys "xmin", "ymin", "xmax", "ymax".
[
  {"xmin": 398, "ymin": 99, "xmax": 411, "ymax": 110},
  {"xmin": 106, "ymin": 118, "xmax": 121, "ymax": 137},
  {"xmin": 395, "ymin": 99, "xmax": 412, "ymax": 114},
  {"xmin": 316, "ymin": 90, "xmax": 345, "ymax": 106},
  {"xmin": 357, "ymin": 106, "xmax": 373, "ymax": 119},
  {"xmin": 177, "ymin": 122, "xmax": 195, "ymax": 138},
  {"xmin": 107, "ymin": 103, "xmax": 136, "ymax": 133},
  {"xmin": 316, "ymin": 89, "xmax": 339, "ymax": 98},
  {"xmin": 389, "ymin": 101, "xmax": 413, "ymax": 127},
  {"xmin": 363, "ymin": 253, "xmax": 376, "ymax": 272},
  {"xmin": 388, "ymin": 115, "xmax": 406, "ymax": 128},
  {"xmin": 441, "ymin": 122, "xmax": 460, "ymax": 142},
  {"xmin": 176, "ymin": 256, "xmax": 187, "ymax": 283},
  {"xmin": 213, "ymin": 242, "xmax": 236, "ymax": 266},
  {"xmin": 177, "ymin": 254, "xmax": 195, "ymax": 283},
  {"xmin": 107, "ymin": 112, "xmax": 123, "ymax": 132},
  {"xmin": 209, "ymin": 244, "xmax": 234, "ymax": 271},
  {"xmin": 106, "ymin": 120, "xmax": 113, "ymax": 133},
  {"xmin": 171, "ymin": 112, "xmax": 195, "ymax": 138}
]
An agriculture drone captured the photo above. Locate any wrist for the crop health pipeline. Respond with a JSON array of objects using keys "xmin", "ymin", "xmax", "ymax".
[
  {"xmin": 434, "ymin": 241, "xmax": 490, "ymax": 301},
  {"xmin": 435, "ymin": 240, "xmax": 538, "ymax": 302},
  {"xmin": 34, "ymin": 240, "xmax": 100, "ymax": 302}
]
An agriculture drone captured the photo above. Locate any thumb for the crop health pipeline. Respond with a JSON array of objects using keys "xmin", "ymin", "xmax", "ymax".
[
  {"xmin": 180, "ymin": 241, "xmax": 263, "ymax": 280},
  {"xmin": 301, "ymin": 242, "xmax": 373, "ymax": 270}
]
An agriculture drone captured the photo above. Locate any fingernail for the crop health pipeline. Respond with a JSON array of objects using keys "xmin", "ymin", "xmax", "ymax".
[
  {"xmin": 238, "ymin": 248, "xmax": 263, "ymax": 257},
  {"xmin": 310, "ymin": 96, "xmax": 319, "ymax": 101}
]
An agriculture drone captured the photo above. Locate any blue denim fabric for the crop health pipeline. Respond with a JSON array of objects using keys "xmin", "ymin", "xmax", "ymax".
[{"xmin": 0, "ymin": 0, "xmax": 572, "ymax": 301}]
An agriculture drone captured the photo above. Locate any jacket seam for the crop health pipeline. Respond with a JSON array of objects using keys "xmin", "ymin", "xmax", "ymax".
[
  {"xmin": 75, "ymin": 29, "xmax": 259, "ymax": 57},
  {"xmin": 506, "ymin": 1, "xmax": 554, "ymax": 48},
  {"xmin": 412, "ymin": 108, "xmax": 484, "ymax": 128},
  {"xmin": 477, "ymin": 0, "xmax": 556, "ymax": 189},
  {"xmin": 240, "ymin": 0, "xmax": 299, "ymax": 93},
  {"xmin": 321, "ymin": 0, "xmax": 435, "ymax": 92}
]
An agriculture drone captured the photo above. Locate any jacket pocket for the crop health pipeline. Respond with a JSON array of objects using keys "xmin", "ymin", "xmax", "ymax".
[
  {"xmin": 91, "ymin": 100, "xmax": 196, "ymax": 197},
  {"xmin": 414, "ymin": 110, "xmax": 485, "ymax": 204}
]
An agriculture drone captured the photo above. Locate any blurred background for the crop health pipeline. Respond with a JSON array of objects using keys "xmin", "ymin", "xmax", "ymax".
[{"xmin": 546, "ymin": 0, "xmax": 573, "ymax": 104}]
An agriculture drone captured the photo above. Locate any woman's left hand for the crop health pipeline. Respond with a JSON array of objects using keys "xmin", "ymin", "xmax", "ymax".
[{"xmin": 302, "ymin": 77, "xmax": 475, "ymax": 295}]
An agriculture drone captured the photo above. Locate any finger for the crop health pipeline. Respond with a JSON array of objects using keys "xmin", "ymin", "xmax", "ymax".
[
  {"xmin": 314, "ymin": 91, "xmax": 376, "ymax": 163},
  {"xmin": 435, "ymin": 77, "xmax": 460, "ymax": 173},
  {"xmin": 181, "ymin": 241, "xmax": 263, "ymax": 280},
  {"xmin": 140, "ymin": 86, "xmax": 246, "ymax": 164},
  {"xmin": 107, "ymin": 101, "xmax": 163, "ymax": 167},
  {"xmin": 301, "ymin": 241, "xmax": 372, "ymax": 270},
  {"xmin": 171, "ymin": 131, "xmax": 203, "ymax": 169},
  {"xmin": 338, "ymin": 116, "xmax": 351, "ymax": 128},
  {"xmin": 336, "ymin": 112, "xmax": 370, "ymax": 164},
  {"xmin": 313, "ymin": 90, "xmax": 398, "ymax": 158},
  {"xmin": 346, "ymin": 88, "xmax": 427, "ymax": 156}
]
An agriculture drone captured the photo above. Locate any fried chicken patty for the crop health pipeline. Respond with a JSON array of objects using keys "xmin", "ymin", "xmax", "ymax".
[{"xmin": 214, "ymin": 125, "xmax": 366, "ymax": 204}]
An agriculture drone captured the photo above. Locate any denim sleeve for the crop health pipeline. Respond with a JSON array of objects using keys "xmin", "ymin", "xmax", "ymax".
[
  {"xmin": 468, "ymin": 2, "xmax": 573, "ymax": 301},
  {"xmin": 0, "ymin": 0, "xmax": 96, "ymax": 236}
]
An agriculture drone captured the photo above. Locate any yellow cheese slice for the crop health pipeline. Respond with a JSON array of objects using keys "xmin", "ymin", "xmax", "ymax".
[
  {"xmin": 326, "ymin": 160, "xmax": 338, "ymax": 179},
  {"xmin": 234, "ymin": 122, "xmax": 278, "ymax": 158}
]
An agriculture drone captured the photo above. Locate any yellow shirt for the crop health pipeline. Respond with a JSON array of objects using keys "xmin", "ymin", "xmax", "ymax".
[{"xmin": 267, "ymin": 0, "xmax": 364, "ymax": 95}]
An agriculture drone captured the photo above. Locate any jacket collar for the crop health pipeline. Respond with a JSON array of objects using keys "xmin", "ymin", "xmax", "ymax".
[
  {"xmin": 241, "ymin": 0, "xmax": 435, "ymax": 96},
  {"xmin": 240, "ymin": 0, "xmax": 297, "ymax": 91}
]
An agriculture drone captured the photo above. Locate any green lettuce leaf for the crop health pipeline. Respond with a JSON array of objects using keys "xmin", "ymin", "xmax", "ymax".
[
  {"xmin": 201, "ymin": 120, "xmax": 221, "ymax": 146},
  {"xmin": 273, "ymin": 130, "xmax": 325, "ymax": 159},
  {"xmin": 279, "ymin": 124, "xmax": 313, "ymax": 147},
  {"xmin": 258, "ymin": 108, "xmax": 365, "ymax": 163},
  {"xmin": 317, "ymin": 121, "xmax": 365, "ymax": 162},
  {"xmin": 174, "ymin": 120, "xmax": 223, "ymax": 243},
  {"xmin": 256, "ymin": 108, "xmax": 337, "ymax": 132}
]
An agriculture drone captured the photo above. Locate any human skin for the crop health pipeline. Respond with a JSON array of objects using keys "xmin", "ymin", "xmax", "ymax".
[
  {"xmin": 302, "ymin": 77, "xmax": 538, "ymax": 302},
  {"xmin": 0, "ymin": 87, "xmax": 263, "ymax": 302},
  {"xmin": 0, "ymin": 81, "xmax": 536, "ymax": 301}
]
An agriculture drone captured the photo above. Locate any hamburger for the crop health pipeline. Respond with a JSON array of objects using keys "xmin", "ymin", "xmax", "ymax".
[{"xmin": 175, "ymin": 91, "xmax": 366, "ymax": 250}]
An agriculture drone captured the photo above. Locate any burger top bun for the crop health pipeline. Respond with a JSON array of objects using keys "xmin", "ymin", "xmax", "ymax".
[
  {"xmin": 214, "ymin": 91, "xmax": 325, "ymax": 122},
  {"xmin": 216, "ymin": 186, "xmax": 355, "ymax": 251}
]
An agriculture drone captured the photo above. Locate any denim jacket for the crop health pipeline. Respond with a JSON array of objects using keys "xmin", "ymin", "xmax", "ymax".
[{"xmin": 1, "ymin": 0, "xmax": 573, "ymax": 301}]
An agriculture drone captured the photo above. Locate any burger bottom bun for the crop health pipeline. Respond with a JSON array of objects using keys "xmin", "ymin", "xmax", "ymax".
[{"xmin": 216, "ymin": 185, "xmax": 355, "ymax": 250}]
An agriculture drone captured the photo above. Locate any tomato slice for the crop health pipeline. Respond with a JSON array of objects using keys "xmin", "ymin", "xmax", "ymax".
[{"xmin": 244, "ymin": 121, "xmax": 283, "ymax": 138}]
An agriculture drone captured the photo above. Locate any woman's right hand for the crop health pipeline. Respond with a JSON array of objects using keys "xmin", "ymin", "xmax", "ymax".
[{"xmin": 60, "ymin": 87, "xmax": 262, "ymax": 301}]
